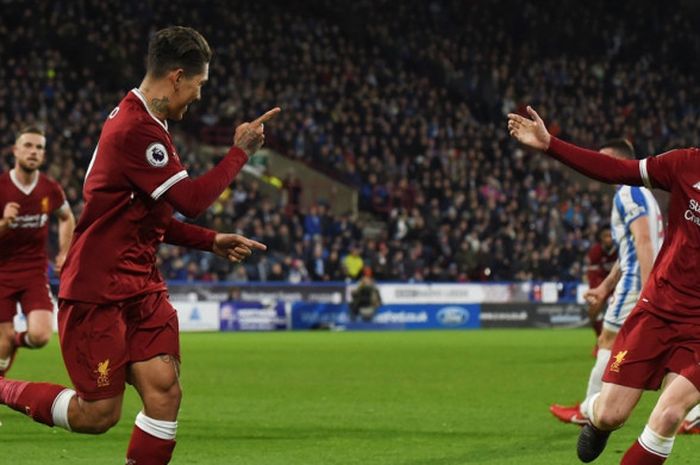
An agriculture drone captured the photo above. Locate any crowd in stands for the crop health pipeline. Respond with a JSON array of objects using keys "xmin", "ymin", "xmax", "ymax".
[{"xmin": 2, "ymin": 0, "xmax": 698, "ymax": 283}]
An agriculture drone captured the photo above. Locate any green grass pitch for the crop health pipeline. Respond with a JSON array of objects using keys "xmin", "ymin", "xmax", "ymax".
[{"xmin": 2, "ymin": 329, "xmax": 698, "ymax": 464}]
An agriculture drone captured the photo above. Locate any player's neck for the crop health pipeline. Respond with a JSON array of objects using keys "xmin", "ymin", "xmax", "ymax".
[
  {"xmin": 138, "ymin": 79, "xmax": 169, "ymax": 122},
  {"xmin": 13, "ymin": 166, "xmax": 38, "ymax": 186}
]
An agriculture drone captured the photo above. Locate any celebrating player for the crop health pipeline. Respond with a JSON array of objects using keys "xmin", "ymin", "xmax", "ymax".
[
  {"xmin": 509, "ymin": 106, "xmax": 700, "ymax": 464},
  {"xmin": 549, "ymin": 139, "xmax": 663, "ymax": 426},
  {"xmin": 0, "ymin": 26, "xmax": 274, "ymax": 465},
  {"xmin": 0, "ymin": 126, "xmax": 75, "ymax": 375}
]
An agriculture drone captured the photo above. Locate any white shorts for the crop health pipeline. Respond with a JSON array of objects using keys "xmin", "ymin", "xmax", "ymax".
[{"xmin": 603, "ymin": 289, "xmax": 640, "ymax": 332}]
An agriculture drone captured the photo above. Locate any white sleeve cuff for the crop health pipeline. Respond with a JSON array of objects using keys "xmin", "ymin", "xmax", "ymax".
[
  {"xmin": 56, "ymin": 200, "xmax": 71, "ymax": 214},
  {"xmin": 639, "ymin": 158, "xmax": 652, "ymax": 189},
  {"xmin": 151, "ymin": 170, "xmax": 189, "ymax": 200}
]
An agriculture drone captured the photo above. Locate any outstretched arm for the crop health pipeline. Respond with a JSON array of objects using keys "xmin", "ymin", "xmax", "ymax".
[
  {"xmin": 508, "ymin": 107, "xmax": 643, "ymax": 186},
  {"xmin": 164, "ymin": 218, "xmax": 217, "ymax": 251},
  {"xmin": 164, "ymin": 218, "xmax": 267, "ymax": 262}
]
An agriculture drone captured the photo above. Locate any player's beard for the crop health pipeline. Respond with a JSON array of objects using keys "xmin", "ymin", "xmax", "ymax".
[{"xmin": 17, "ymin": 160, "xmax": 39, "ymax": 174}]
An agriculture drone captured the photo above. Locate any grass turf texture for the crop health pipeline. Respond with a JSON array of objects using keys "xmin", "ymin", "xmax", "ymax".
[{"xmin": 2, "ymin": 330, "xmax": 698, "ymax": 464}]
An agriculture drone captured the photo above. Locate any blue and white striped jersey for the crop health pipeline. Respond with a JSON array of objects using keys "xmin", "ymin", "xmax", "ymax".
[{"xmin": 610, "ymin": 185, "xmax": 664, "ymax": 296}]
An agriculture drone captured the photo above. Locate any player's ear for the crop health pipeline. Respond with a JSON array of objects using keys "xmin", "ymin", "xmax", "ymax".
[{"xmin": 169, "ymin": 68, "xmax": 185, "ymax": 91}]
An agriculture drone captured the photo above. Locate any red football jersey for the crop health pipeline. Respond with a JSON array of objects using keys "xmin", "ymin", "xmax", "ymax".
[
  {"xmin": 586, "ymin": 243, "xmax": 618, "ymax": 289},
  {"xmin": 638, "ymin": 149, "xmax": 700, "ymax": 322},
  {"xmin": 0, "ymin": 171, "xmax": 67, "ymax": 282},
  {"xmin": 59, "ymin": 89, "xmax": 190, "ymax": 303}
]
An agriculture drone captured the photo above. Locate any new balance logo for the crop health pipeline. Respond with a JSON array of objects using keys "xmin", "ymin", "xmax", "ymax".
[{"xmin": 693, "ymin": 182, "xmax": 700, "ymax": 191}]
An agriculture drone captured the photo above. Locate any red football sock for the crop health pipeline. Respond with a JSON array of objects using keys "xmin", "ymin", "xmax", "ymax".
[
  {"xmin": 126, "ymin": 425, "xmax": 176, "ymax": 465},
  {"xmin": 621, "ymin": 440, "xmax": 667, "ymax": 465},
  {"xmin": 14, "ymin": 331, "xmax": 38, "ymax": 349},
  {"xmin": 0, "ymin": 378, "xmax": 65, "ymax": 426}
]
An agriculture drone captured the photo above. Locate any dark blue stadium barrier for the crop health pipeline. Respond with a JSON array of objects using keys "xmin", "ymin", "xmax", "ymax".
[
  {"xmin": 219, "ymin": 300, "xmax": 288, "ymax": 331},
  {"xmin": 290, "ymin": 303, "xmax": 481, "ymax": 330},
  {"xmin": 372, "ymin": 304, "xmax": 481, "ymax": 330},
  {"xmin": 290, "ymin": 303, "xmax": 349, "ymax": 329}
]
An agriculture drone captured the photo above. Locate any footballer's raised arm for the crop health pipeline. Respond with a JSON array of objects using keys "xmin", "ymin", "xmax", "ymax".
[
  {"xmin": 545, "ymin": 136, "xmax": 643, "ymax": 186},
  {"xmin": 508, "ymin": 106, "xmax": 643, "ymax": 187}
]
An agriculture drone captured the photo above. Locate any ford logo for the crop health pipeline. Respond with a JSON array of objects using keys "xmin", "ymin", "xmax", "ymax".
[{"xmin": 437, "ymin": 306, "xmax": 470, "ymax": 326}]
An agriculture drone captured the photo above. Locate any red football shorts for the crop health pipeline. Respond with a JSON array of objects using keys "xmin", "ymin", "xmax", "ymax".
[
  {"xmin": 603, "ymin": 305, "xmax": 700, "ymax": 391},
  {"xmin": 0, "ymin": 275, "xmax": 54, "ymax": 322},
  {"xmin": 58, "ymin": 291, "xmax": 180, "ymax": 401}
]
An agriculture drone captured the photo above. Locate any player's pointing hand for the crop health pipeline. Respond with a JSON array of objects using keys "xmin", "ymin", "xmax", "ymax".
[
  {"xmin": 252, "ymin": 107, "xmax": 281, "ymax": 128},
  {"xmin": 212, "ymin": 233, "xmax": 267, "ymax": 263},
  {"xmin": 234, "ymin": 107, "xmax": 281, "ymax": 156},
  {"xmin": 507, "ymin": 106, "xmax": 551, "ymax": 151}
]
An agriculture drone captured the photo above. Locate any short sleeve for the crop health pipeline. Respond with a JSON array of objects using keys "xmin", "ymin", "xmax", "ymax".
[
  {"xmin": 119, "ymin": 124, "xmax": 188, "ymax": 200},
  {"xmin": 640, "ymin": 149, "xmax": 690, "ymax": 192},
  {"xmin": 50, "ymin": 181, "xmax": 69, "ymax": 213},
  {"xmin": 615, "ymin": 187, "xmax": 648, "ymax": 227}
]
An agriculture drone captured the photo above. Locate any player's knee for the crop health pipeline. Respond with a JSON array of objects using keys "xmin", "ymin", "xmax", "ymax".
[
  {"xmin": 27, "ymin": 328, "xmax": 51, "ymax": 347},
  {"xmin": 145, "ymin": 380, "xmax": 182, "ymax": 416},
  {"xmin": 72, "ymin": 397, "xmax": 123, "ymax": 434},
  {"xmin": 131, "ymin": 355, "xmax": 182, "ymax": 417},
  {"xmin": 90, "ymin": 414, "xmax": 120, "ymax": 434},
  {"xmin": 655, "ymin": 404, "xmax": 686, "ymax": 430},
  {"xmin": 596, "ymin": 409, "xmax": 627, "ymax": 430},
  {"xmin": 84, "ymin": 408, "xmax": 121, "ymax": 434}
]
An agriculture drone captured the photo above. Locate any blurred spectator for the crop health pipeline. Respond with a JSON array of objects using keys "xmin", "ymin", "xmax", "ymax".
[
  {"xmin": 282, "ymin": 170, "xmax": 303, "ymax": 216},
  {"xmin": 350, "ymin": 269, "xmax": 383, "ymax": 322},
  {"xmin": 268, "ymin": 262, "xmax": 286, "ymax": 281},
  {"xmin": 343, "ymin": 244, "xmax": 365, "ymax": 280},
  {"xmin": 287, "ymin": 258, "xmax": 310, "ymax": 283},
  {"xmin": 303, "ymin": 205, "xmax": 322, "ymax": 239}
]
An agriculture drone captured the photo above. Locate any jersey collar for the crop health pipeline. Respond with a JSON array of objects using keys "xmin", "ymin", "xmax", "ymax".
[
  {"xmin": 9, "ymin": 169, "xmax": 39, "ymax": 196},
  {"xmin": 130, "ymin": 88, "xmax": 169, "ymax": 132}
]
